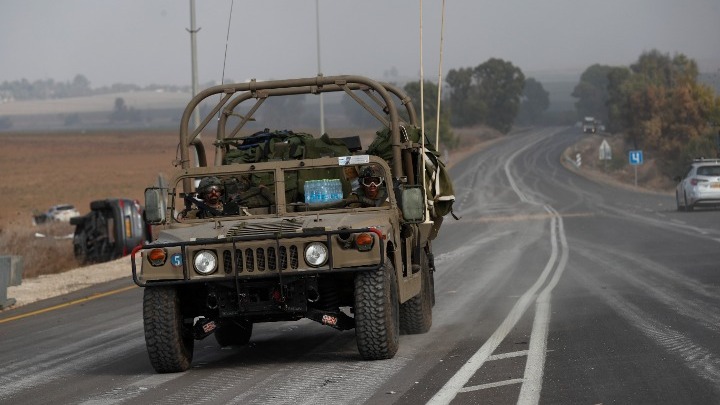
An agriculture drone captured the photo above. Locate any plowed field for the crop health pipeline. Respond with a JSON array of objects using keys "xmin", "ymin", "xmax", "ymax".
[{"xmin": 0, "ymin": 130, "xmax": 184, "ymax": 226}]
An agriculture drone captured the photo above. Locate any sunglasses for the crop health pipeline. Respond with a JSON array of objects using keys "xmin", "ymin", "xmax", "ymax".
[
  {"xmin": 206, "ymin": 186, "xmax": 222, "ymax": 194},
  {"xmin": 362, "ymin": 177, "xmax": 384, "ymax": 187}
]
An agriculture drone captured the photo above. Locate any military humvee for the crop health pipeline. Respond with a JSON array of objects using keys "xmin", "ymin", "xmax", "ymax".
[{"xmin": 132, "ymin": 75, "xmax": 454, "ymax": 373}]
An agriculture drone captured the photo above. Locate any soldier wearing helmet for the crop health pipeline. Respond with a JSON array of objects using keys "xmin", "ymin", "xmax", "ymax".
[
  {"xmin": 178, "ymin": 176, "xmax": 225, "ymax": 220},
  {"xmin": 346, "ymin": 164, "xmax": 389, "ymax": 207}
]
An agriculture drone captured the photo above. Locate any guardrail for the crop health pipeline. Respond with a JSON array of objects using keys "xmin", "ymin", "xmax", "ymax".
[{"xmin": 0, "ymin": 256, "xmax": 23, "ymax": 309}]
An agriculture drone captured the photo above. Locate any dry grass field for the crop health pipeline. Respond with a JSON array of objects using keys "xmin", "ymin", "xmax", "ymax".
[{"xmin": 0, "ymin": 130, "xmax": 183, "ymax": 226}]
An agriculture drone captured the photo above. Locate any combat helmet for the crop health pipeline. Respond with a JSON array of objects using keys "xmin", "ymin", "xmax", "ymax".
[
  {"xmin": 359, "ymin": 165, "xmax": 384, "ymax": 187},
  {"xmin": 359, "ymin": 165, "xmax": 383, "ymax": 179},
  {"xmin": 197, "ymin": 176, "xmax": 222, "ymax": 195}
]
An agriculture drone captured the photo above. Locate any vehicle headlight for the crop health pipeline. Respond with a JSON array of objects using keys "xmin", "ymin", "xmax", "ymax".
[
  {"xmin": 194, "ymin": 250, "xmax": 218, "ymax": 275},
  {"xmin": 304, "ymin": 242, "xmax": 329, "ymax": 267}
]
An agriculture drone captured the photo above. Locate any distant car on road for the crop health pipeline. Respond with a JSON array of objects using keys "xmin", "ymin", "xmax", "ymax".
[
  {"xmin": 582, "ymin": 117, "xmax": 597, "ymax": 134},
  {"xmin": 33, "ymin": 204, "xmax": 80, "ymax": 225},
  {"xmin": 675, "ymin": 159, "xmax": 720, "ymax": 211}
]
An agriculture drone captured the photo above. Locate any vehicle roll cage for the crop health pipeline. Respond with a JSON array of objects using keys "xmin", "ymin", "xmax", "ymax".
[{"xmin": 177, "ymin": 75, "xmax": 420, "ymax": 194}]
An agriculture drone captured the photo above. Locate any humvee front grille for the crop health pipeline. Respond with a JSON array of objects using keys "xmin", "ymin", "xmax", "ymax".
[
  {"xmin": 245, "ymin": 248, "xmax": 254, "ymax": 272},
  {"xmin": 226, "ymin": 221, "xmax": 303, "ymax": 238},
  {"xmin": 222, "ymin": 245, "xmax": 300, "ymax": 274}
]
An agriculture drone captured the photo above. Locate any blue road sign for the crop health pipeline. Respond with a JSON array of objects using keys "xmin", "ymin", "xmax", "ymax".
[{"xmin": 629, "ymin": 150, "xmax": 643, "ymax": 165}]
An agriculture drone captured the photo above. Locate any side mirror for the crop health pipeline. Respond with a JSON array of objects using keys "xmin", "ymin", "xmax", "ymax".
[
  {"xmin": 144, "ymin": 187, "xmax": 167, "ymax": 224},
  {"xmin": 400, "ymin": 185, "xmax": 426, "ymax": 223}
]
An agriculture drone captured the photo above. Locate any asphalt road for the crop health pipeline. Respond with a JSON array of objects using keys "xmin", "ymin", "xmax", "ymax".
[{"xmin": 2, "ymin": 126, "xmax": 720, "ymax": 404}]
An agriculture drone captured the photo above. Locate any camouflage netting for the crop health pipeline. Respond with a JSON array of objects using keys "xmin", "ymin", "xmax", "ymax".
[{"xmin": 367, "ymin": 126, "xmax": 456, "ymax": 219}]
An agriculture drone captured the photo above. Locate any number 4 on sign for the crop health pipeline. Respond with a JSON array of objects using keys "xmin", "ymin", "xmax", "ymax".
[{"xmin": 628, "ymin": 150, "xmax": 643, "ymax": 187}]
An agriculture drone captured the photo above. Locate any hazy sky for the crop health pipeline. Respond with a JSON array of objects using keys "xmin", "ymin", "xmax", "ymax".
[{"xmin": 1, "ymin": 0, "xmax": 718, "ymax": 88}]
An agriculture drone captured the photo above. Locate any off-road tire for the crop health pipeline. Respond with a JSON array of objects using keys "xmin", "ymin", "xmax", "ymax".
[
  {"xmin": 214, "ymin": 319, "xmax": 253, "ymax": 347},
  {"xmin": 399, "ymin": 251, "xmax": 433, "ymax": 335},
  {"xmin": 73, "ymin": 228, "xmax": 89, "ymax": 265},
  {"xmin": 143, "ymin": 287, "xmax": 194, "ymax": 373},
  {"xmin": 90, "ymin": 199, "xmax": 112, "ymax": 210},
  {"xmin": 354, "ymin": 262, "xmax": 400, "ymax": 360}
]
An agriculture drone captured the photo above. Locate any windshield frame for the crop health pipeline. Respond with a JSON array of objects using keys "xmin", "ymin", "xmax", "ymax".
[{"xmin": 167, "ymin": 155, "xmax": 396, "ymax": 223}]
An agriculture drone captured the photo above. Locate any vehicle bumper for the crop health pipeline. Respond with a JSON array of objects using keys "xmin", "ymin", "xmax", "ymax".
[
  {"xmin": 131, "ymin": 227, "xmax": 386, "ymax": 287},
  {"xmin": 688, "ymin": 188, "xmax": 720, "ymax": 206}
]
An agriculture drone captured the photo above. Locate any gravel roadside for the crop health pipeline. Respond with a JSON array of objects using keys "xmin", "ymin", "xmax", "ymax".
[{"xmin": 4, "ymin": 256, "xmax": 131, "ymax": 310}]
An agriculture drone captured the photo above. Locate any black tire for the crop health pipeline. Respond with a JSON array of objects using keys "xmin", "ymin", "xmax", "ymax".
[
  {"xmin": 143, "ymin": 287, "xmax": 194, "ymax": 373},
  {"xmin": 399, "ymin": 251, "xmax": 433, "ymax": 335},
  {"xmin": 214, "ymin": 319, "xmax": 253, "ymax": 347},
  {"xmin": 90, "ymin": 199, "xmax": 112, "ymax": 210},
  {"xmin": 676, "ymin": 192, "xmax": 684, "ymax": 211},
  {"xmin": 354, "ymin": 261, "xmax": 400, "ymax": 360},
  {"xmin": 685, "ymin": 194, "xmax": 694, "ymax": 212},
  {"xmin": 73, "ymin": 231, "xmax": 89, "ymax": 265}
]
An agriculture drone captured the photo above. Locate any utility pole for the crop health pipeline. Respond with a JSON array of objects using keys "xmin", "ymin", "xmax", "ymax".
[
  {"xmin": 315, "ymin": 0, "xmax": 325, "ymax": 135},
  {"xmin": 188, "ymin": 0, "xmax": 201, "ymax": 131}
]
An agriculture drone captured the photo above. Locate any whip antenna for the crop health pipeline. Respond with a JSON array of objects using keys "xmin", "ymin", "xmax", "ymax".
[
  {"xmin": 221, "ymin": 0, "xmax": 235, "ymax": 85},
  {"xmin": 435, "ymin": 0, "xmax": 446, "ymax": 149},
  {"xmin": 419, "ymin": 0, "xmax": 425, "ymax": 137},
  {"xmin": 418, "ymin": 0, "xmax": 429, "ymax": 222}
]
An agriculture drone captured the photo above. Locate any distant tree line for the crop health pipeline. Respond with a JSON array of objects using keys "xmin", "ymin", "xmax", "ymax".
[
  {"xmin": 399, "ymin": 49, "xmax": 719, "ymax": 175},
  {"xmin": 109, "ymin": 97, "xmax": 142, "ymax": 123},
  {"xmin": 571, "ymin": 50, "xmax": 720, "ymax": 176},
  {"xmin": 0, "ymin": 74, "xmax": 194, "ymax": 101},
  {"xmin": 395, "ymin": 58, "xmax": 550, "ymax": 151}
]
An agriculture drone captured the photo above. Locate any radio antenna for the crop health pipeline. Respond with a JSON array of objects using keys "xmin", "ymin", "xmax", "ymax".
[
  {"xmin": 435, "ymin": 0, "xmax": 446, "ymax": 149},
  {"xmin": 221, "ymin": 0, "xmax": 235, "ymax": 85}
]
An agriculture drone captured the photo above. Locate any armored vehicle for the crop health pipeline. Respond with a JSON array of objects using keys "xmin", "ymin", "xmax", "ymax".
[{"xmin": 132, "ymin": 75, "xmax": 455, "ymax": 373}]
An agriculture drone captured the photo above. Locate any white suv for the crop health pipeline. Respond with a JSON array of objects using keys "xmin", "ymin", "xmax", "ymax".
[
  {"xmin": 46, "ymin": 204, "xmax": 80, "ymax": 222},
  {"xmin": 676, "ymin": 159, "xmax": 720, "ymax": 211}
]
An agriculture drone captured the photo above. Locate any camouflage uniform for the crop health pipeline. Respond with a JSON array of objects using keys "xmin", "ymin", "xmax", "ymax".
[{"xmin": 347, "ymin": 187, "xmax": 389, "ymax": 207}]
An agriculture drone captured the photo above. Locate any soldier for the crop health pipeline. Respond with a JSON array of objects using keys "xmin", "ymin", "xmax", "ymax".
[
  {"xmin": 346, "ymin": 165, "xmax": 389, "ymax": 207},
  {"xmin": 178, "ymin": 176, "xmax": 225, "ymax": 220}
]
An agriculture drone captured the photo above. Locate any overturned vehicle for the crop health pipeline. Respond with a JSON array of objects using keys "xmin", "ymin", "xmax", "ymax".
[
  {"xmin": 132, "ymin": 75, "xmax": 456, "ymax": 373},
  {"xmin": 71, "ymin": 198, "xmax": 148, "ymax": 265}
]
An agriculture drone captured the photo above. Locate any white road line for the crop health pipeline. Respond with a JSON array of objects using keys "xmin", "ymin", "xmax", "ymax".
[
  {"xmin": 428, "ymin": 130, "xmax": 569, "ymax": 405},
  {"xmin": 427, "ymin": 215, "xmax": 560, "ymax": 405},
  {"xmin": 459, "ymin": 378, "xmax": 525, "ymax": 393},
  {"xmin": 518, "ymin": 205, "xmax": 569, "ymax": 405},
  {"xmin": 487, "ymin": 350, "xmax": 529, "ymax": 361}
]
